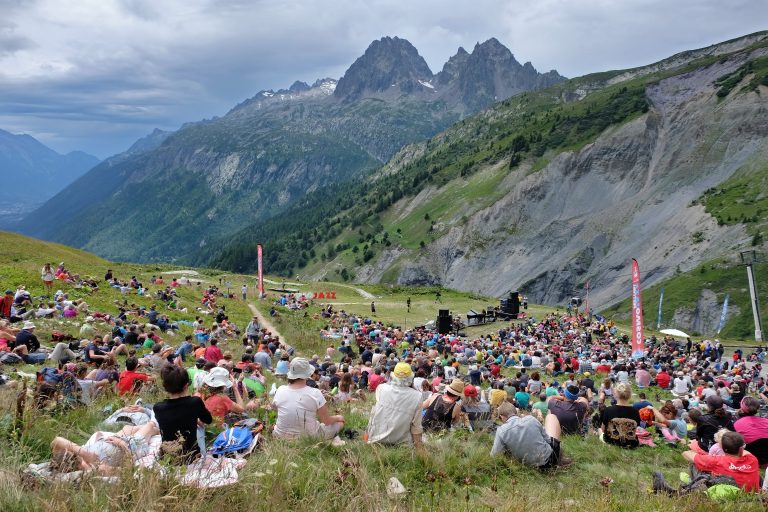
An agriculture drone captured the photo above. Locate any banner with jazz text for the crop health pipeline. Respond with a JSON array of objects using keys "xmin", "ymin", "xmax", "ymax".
[{"xmin": 631, "ymin": 258, "xmax": 645, "ymax": 358}]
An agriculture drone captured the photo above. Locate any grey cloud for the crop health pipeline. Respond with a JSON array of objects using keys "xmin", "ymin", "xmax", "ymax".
[
  {"xmin": 0, "ymin": 0, "xmax": 766, "ymax": 157},
  {"xmin": 0, "ymin": 21, "xmax": 36, "ymax": 56}
]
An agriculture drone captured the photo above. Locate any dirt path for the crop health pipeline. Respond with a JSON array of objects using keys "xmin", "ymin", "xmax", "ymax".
[
  {"xmin": 335, "ymin": 283, "xmax": 375, "ymax": 300},
  {"xmin": 247, "ymin": 302, "xmax": 283, "ymax": 341}
]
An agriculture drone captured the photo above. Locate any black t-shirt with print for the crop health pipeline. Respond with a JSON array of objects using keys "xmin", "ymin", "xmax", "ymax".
[
  {"xmin": 600, "ymin": 405, "xmax": 641, "ymax": 448},
  {"xmin": 153, "ymin": 396, "xmax": 212, "ymax": 460}
]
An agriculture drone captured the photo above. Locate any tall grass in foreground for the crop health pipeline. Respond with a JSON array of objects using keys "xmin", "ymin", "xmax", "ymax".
[{"xmin": 0, "ymin": 386, "xmax": 765, "ymax": 512}]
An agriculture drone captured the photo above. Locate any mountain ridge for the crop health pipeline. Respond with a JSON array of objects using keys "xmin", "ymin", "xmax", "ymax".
[
  {"xmin": 15, "ymin": 36, "xmax": 565, "ymax": 262},
  {"xmin": 202, "ymin": 31, "xmax": 768, "ymax": 313},
  {"xmin": 0, "ymin": 129, "xmax": 100, "ymax": 224}
]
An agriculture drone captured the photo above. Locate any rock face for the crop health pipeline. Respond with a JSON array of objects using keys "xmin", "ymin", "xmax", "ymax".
[
  {"xmin": 670, "ymin": 289, "xmax": 742, "ymax": 336},
  {"xmin": 388, "ymin": 40, "xmax": 768, "ymax": 308},
  {"xmin": 278, "ymin": 32, "xmax": 768, "ymax": 310},
  {"xmin": 15, "ymin": 36, "xmax": 564, "ymax": 262},
  {"xmin": 450, "ymin": 38, "xmax": 565, "ymax": 112}
]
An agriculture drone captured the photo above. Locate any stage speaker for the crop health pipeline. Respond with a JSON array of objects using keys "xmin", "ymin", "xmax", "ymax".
[
  {"xmin": 438, "ymin": 309, "xmax": 450, "ymax": 318},
  {"xmin": 437, "ymin": 315, "xmax": 452, "ymax": 334},
  {"xmin": 501, "ymin": 292, "xmax": 520, "ymax": 316}
]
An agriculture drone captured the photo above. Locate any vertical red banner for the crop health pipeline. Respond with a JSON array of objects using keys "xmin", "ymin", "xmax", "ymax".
[
  {"xmin": 257, "ymin": 244, "xmax": 264, "ymax": 297},
  {"xmin": 631, "ymin": 258, "xmax": 644, "ymax": 358}
]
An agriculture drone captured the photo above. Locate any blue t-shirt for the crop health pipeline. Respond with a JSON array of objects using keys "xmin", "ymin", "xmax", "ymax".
[{"xmin": 514, "ymin": 391, "xmax": 530, "ymax": 408}]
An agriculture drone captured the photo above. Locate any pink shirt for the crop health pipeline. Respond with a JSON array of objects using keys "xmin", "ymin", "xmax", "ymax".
[
  {"xmin": 734, "ymin": 415, "xmax": 768, "ymax": 444},
  {"xmin": 635, "ymin": 369, "xmax": 651, "ymax": 387}
]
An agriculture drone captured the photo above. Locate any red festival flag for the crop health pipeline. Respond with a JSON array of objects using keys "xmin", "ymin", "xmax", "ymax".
[
  {"xmin": 257, "ymin": 244, "xmax": 264, "ymax": 297},
  {"xmin": 631, "ymin": 258, "xmax": 644, "ymax": 358}
]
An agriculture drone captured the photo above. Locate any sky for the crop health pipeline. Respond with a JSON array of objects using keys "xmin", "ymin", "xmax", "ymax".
[{"xmin": 0, "ymin": 0, "xmax": 766, "ymax": 158}]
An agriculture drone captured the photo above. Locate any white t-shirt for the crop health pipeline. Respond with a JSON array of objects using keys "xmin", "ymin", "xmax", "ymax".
[
  {"xmin": 673, "ymin": 377, "xmax": 689, "ymax": 394},
  {"xmin": 272, "ymin": 385, "xmax": 326, "ymax": 439}
]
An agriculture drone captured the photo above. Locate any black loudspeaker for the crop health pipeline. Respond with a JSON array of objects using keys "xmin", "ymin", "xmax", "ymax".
[
  {"xmin": 438, "ymin": 309, "xmax": 450, "ymax": 318},
  {"xmin": 437, "ymin": 315, "xmax": 452, "ymax": 334},
  {"xmin": 501, "ymin": 292, "xmax": 520, "ymax": 317}
]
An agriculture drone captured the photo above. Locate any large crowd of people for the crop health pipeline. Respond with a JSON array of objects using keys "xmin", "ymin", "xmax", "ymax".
[{"xmin": 1, "ymin": 268, "xmax": 767, "ymax": 498}]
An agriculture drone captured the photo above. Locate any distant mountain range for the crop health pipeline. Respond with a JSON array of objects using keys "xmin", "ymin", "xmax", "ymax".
[
  {"xmin": 14, "ymin": 36, "xmax": 564, "ymax": 261},
  {"xmin": 0, "ymin": 129, "xmax": 99, "ymax": 224}
]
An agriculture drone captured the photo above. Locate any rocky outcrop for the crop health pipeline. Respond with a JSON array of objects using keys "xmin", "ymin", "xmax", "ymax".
[
  {"xmin": 670, "ymin": 289, "xmax": 742, "ymax": 335},
  {"xmin": 370, "ymin": 38, "xmax": 768, "ymax": 308},
  {"xmin": 334, "ymin": 37, "xmax": 434, "ymax": 101}
]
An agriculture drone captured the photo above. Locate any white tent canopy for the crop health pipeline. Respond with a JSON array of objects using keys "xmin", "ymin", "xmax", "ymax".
[{"xmin": 659, "ymin": 328, "xmax": 691, "ymax": 338}]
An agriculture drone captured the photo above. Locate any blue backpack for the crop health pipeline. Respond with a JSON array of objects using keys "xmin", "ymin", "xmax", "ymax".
[{"xmin": 209, "ymin": 426, "xmax": 254, "ymax": 456}]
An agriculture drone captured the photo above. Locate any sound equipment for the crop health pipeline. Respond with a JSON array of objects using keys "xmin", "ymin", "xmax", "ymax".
[
  {"xmin": 501, "ymin": 292, "xmax": 520, "ymax": 317},
  {"xmin": 436, "ymin": 309, "xmax": 452, "ymax": 334}
]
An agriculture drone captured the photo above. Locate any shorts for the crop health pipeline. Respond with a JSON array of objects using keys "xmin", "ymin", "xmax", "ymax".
[{"xmin": 538, "ymin": 437, "xmax": 561, "ymax": 470}]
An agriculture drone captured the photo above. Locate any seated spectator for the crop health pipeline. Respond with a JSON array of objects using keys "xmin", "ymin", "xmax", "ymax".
[
  {"xmin": 690, "ymin": 395, "xmax": 735, "ymax": 452},
  {"xmin": 653, "ymin": 431, "xmax": 760, "ymax": 493},
  {"xmin": 656, "ymin": 367, "xmax": 671, "ymax": 389},
  {"xmin": 734, "ymin": 396, "xmax": 768, "ymax": 466},
  {"xmin": 200, "ymin": 367, "xmax": 258, "ymax": 423},
  {"xmin": 117, "ymin": 357, "xmax": 152, "ymax": 395},
  {"xmin": 632, "ymin": 392, "xmax": 653, "ymax": 410},
  {"xmin": 366, "ymin": 362, "xmax": 424, "ymax": 447},
  {"xmin": 461, "ymin": 385, "xmax": 492, "ymax": 431},
  {"xmin": 547, "ymin": 385, "xmax": 589, "ymax": 435},
  {"xmin": 599, "ymin": 382, "xmax": 641, "ymax": 448},
  {"xmin": 153, "ymin": 364, "xmax": 212, "ymax": 462},
  {"xmin": 272, "ymin": 358, "xmax": 345, "ymax": 441},
  {"xmin": 650, "ymin": 402, "xmax": 688, "ymax": 443}
]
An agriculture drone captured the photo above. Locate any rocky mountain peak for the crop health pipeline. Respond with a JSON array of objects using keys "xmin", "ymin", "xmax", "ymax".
[
  {"xmin": 435, "ymin": 38, "xmax": 566, "ymax": 111},
  {"xmin": 289, "ymin": 80, "xmax": 311, "ymax": 92},
  {"xmin": 334, "ymin": 36, "xmax": 433, "ymax": 101},
  {"xmin": 435, "ymin": 46, "xmax": 471, "ymax": 86}
]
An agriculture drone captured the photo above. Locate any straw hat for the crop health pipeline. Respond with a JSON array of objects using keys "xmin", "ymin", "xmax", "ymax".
[{"xmin": 445, "ymin": 378, "xmax": 465, "ymax": 397}]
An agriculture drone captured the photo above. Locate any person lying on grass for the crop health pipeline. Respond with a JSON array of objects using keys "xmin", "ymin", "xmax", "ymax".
[
  {"xmin": 491, "ymin": 402, "xmax": 571, "ymax": 470},
  {"xmin": 50, "ymin": 421, "xmax": 159, "ymax": 476}
]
